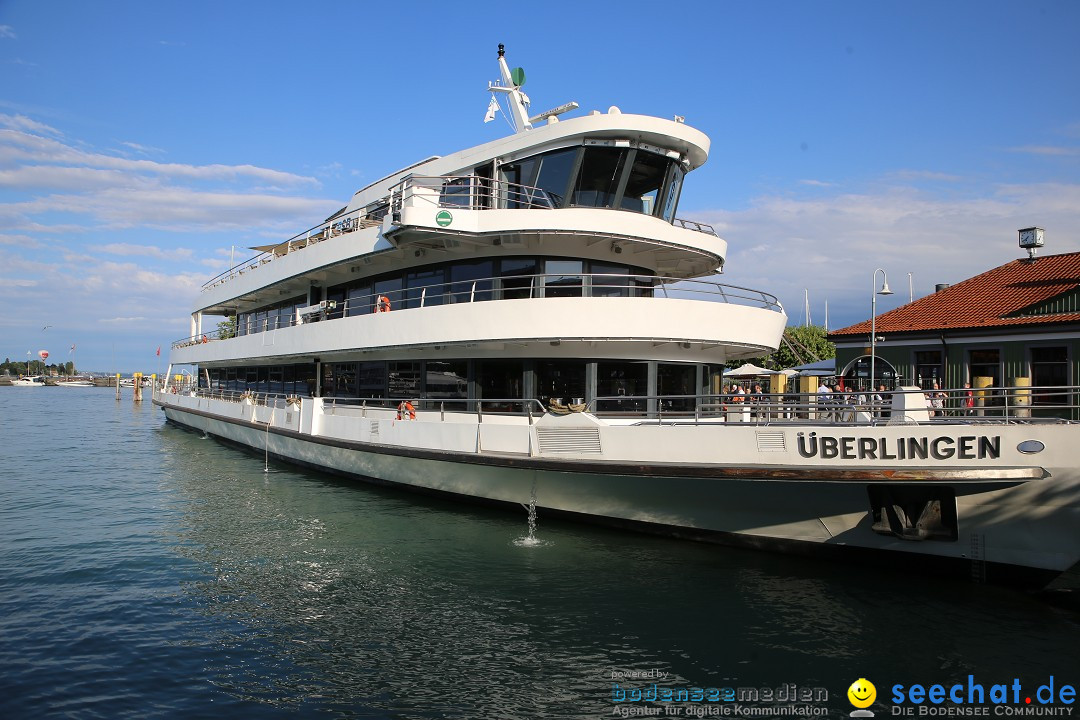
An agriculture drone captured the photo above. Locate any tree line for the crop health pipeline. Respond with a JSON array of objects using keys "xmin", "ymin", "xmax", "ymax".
[{"xmin": 1, "ymin": 359, "xmax": 76, "ymax": 377}]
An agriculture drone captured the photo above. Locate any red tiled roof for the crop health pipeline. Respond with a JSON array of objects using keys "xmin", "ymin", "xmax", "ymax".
[{"xmin": 829, "ymin": 251, "xmax": 1080, "ymax": 337}]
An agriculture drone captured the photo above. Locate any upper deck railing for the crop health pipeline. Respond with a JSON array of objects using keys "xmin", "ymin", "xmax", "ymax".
[
  {"xmin": 200, "ymin": 175, "xmax": 718, "ymax": 292},
  {"xmin": 392, "ymin": 175, "xmax": 717, "ymax": 236},
  {"xmin": 174, "ymin": 272, "xmax": 782, "ymax": 348}
]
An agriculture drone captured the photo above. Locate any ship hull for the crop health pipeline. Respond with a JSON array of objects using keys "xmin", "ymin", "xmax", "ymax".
[{"xmin": 158, "ymin": 397, "xmax": 1080, "ymax": 589}]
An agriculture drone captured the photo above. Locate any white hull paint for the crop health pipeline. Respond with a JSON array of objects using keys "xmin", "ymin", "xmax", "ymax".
[{"xmin": 158, "ymin": 393, "xmax": 1080, "ymax": 587}]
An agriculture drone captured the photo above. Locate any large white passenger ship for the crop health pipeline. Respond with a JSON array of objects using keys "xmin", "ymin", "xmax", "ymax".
[{"xmin": 156, "ymin": 46, "xmax": 1080, "ymax": 589}]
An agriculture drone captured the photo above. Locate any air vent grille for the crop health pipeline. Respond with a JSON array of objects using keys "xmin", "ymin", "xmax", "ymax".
[
  {"xmin": 755, "ymin": 431, "xmax": 786, "ymax": 452},
  {"xmin": 536, "ymin": 427, "xmax": 602, "ymax": 454}
]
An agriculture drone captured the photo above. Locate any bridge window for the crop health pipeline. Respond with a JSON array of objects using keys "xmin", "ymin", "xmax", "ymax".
[
  {"xmin": 622, "ymin": 150, "xmax": 668, "ymax": 214},
  {"xmin": 660, "ymin": 165, "xmax": 684, "ymax": 222},
  {"xmin": 533, "ymin": 148, "xmax": 577, "ymax": 207},
  {"xmin": 571, "ymin": 147, "xmax": 626, "ymax": 208}
]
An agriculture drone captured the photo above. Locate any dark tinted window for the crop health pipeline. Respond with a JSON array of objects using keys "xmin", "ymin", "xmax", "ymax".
[
  {"xmin": 533, "ymin": 148, "xmax": 578, "ymax": 207},
  {"xmin": 596, "ymin": 361, "xmax": 648, "ymax": 412},
  {"xmin": 571, "ymin": 147, "xmax": 627, "ymax": 208},
  {"xmin": 425, "ymin": 360, "xmax": 468, "ymax": 409},
  {"xmin": 623, "ymin": 150, "xmax": 669, "ymax": 214},
  {"xmin": 449, "ymin": 261, "xmax": 494, "ymax": 303},
  {"xmin": 499, "ymin": 257, "xmax": 537, "ymax": 299},
  {"xmin": 404, "ymin": 267, "xmax": 446, "ymax": 309}
]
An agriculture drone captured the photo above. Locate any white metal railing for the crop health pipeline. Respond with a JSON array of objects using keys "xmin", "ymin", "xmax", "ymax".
[
  {"xmin": 174, "ymin": 272, "xmax": 781, "ymax": 348},
  {"xmin": 200, "ymin": 174, "xmax": 722, "ymax": 293},
  {"xmin": 201, "ymin": 206, "xmax": 380, "ymax": 292},
  {"xmin": 587, "ymin": 387, "xmax": 1080, "ymax": 425},
  {"xmin": 393, "ymin": 175, "xmax": 719, "ymax": 237},
  {"xmin": 162, "ymin": 385, "xmax": 1079, "ymax": 424}
]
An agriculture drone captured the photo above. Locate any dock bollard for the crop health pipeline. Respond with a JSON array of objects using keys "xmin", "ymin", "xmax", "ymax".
[
  {"xmin": 133, "ymin": 372, "xmax": 142, "ymax": 403},
  {"xmin": 115, "ymin": 373, "xmax": 121, "ymax": 401},
  {"xmin": 974, "ymin": 376, "xmax": 993, "ymax": 417},
  {"xmin": 1010, "ymin": 377, "xmax": 1031, "ymax": 419}
]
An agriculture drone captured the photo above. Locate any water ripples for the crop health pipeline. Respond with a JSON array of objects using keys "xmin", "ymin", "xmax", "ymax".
[{"xmin": 1, "ymin": 388, "xmax": 1078, "ymax": 718}]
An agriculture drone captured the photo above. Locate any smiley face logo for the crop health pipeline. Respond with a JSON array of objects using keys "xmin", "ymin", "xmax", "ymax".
[{"xmin": 848, "ymin": 678, "xmax": 876, "ymax": 709}]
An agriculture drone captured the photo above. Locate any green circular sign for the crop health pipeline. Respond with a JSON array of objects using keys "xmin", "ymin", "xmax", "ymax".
[
  {"xmin": 510, "ymin": 66, "xmax": 526, "ymax": 87},
  {"xmin": 435, "ymin": 210, "xmax": 453, "ymax": 227}
]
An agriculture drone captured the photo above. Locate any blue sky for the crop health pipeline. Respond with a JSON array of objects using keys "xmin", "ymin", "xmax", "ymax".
[{"xmin": 2, "ymin": 1, "xmax": 1079, "ymax": 373}]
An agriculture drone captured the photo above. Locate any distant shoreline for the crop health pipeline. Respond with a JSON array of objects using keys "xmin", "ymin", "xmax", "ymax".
[{"xmin": 0, "ymin": 377, "xmax": 145, "ymax": 387}]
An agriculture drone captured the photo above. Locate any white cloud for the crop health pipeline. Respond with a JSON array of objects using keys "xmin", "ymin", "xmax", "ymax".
[
  {"xmin": 118, "ymin": 141, "xmax": 166, "ymax": 157},
  {"xmin": 0, "ymin": 119, "xmax": 341, "ymax": 234},
  {"xmin": 13, "ymin": 186, "xmax": 338, "ymax": 231},
  {"xmin": 697, "ymin": 182, "xmax": 1080, "ymax": 330},
  {"xmin": 0, "ymin": 127, "xmax": 317, "ymax": 185},
  {"xmin": 99, "ymin": 316, "xmax": 147, "ymax": 324},
  {"xmin": 0, "ymin": 165, "xmax": 145, "ymax": 191},
  {"xmin": 0, "ymin": 26, "xmax": 15, "ymax": 39},
  {"xmin": 0, "ymin": 114, "xmax": 62, "ymax": 137},
  {"xmin": 1007, "ymin": 145, "xmax": 1080, "ymax": 157},
  {"xmin": 0, "ymin": 277, "xmax": 37, "ymax": 291},
  {"xmin": 91, "ymin": 243, "xmax": 194, "ymax": 260},
  {"xmin": 0, "ymin": 233, "xmax": 40, "ymax": 247},
  {"xmin": 888, "ymin": 169, "xmax": 963, "ymax": 182}
]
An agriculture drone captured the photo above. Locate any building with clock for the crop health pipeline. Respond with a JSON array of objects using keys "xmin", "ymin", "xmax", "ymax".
[{"xmin": 828, "ymin": 240, "xmax": 1079, "ymax": 419}]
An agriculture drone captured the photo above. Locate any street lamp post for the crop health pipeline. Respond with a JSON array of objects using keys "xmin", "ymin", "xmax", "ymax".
[{"xmin": 870, "ymin": 268, "xmax": 893, "ymax": 392}]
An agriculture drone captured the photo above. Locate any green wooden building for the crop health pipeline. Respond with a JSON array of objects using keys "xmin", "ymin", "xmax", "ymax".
[{"xmin": 829, "ymin": 251, "xmax": 1080, "ymax": 418}]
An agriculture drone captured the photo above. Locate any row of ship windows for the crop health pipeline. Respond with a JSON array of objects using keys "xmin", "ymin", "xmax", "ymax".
[
  {"xmin": 203, "ymin": 358, "xmax": 724, "ymax": 413},
  {"xmin": 234, "ymin": 257, "xmax": 653, "ymax": 335},
  {"xmin": 445, "ymin": 145, "xmax": 686, "ymax": 220},
  {"xmin": 350, "ymin": 145, "xmax": 687, "ymax": 224}
]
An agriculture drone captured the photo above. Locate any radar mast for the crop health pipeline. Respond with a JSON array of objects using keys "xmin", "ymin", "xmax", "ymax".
[{"xmin": 488, "ymin": 44, "xmax": 532, "ymax": 133}]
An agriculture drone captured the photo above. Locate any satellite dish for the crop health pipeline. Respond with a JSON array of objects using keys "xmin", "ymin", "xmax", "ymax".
[{"xmin": 510, "ymin": 66, "xmax": 526, "ymax": 87}]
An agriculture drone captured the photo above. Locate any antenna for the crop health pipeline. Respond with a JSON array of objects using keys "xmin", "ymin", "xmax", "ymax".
[{"xmin": 488, "ymin": 44, "xmax": 532, "ymax": 133}]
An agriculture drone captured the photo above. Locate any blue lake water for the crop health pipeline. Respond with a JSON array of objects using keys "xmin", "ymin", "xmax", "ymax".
[{"xmin": 1, "ymin": 388, "xmax": 1077, "ymax": 719}]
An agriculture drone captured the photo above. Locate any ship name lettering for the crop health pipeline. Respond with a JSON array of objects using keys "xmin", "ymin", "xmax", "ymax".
[{"xmin": 796, "ymin": 433, "xmax": 1000, "ymax": 460}]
